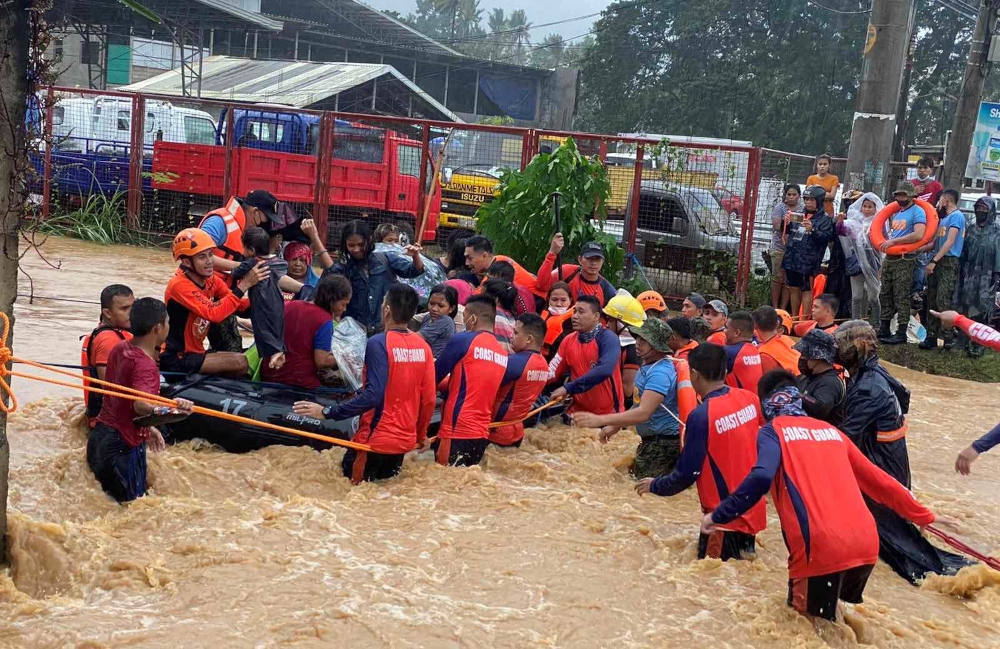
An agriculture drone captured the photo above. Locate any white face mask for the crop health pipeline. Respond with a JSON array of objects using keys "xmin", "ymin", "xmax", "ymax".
[{"xmin": 548, "ymin": 305, "xmax": 569, "ymax": 315}]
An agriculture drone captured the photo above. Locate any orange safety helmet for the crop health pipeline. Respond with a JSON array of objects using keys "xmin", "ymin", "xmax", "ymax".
[
  {"xmin": 172, "ymin": 228, "xmax": 216, "ymax": 261},
  {"xmin": 637, "ymin": 290, "xmax": 667, "ymax": 314},
  {"xmin": 775, "ymin": 308, "xmax": 794, "ymax": 335}
]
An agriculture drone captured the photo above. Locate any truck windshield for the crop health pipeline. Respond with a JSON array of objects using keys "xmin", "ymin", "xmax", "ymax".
[{"xmin": 443, "ymin": 131, "xmax": 521, "ymax": 172}]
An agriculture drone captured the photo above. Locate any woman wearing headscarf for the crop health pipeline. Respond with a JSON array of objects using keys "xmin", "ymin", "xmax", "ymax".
[
  {"xmin": 956, "ymin": 197, "xmax": 1000, "ymax": 357},
  {"xmin": 834, "ymin": 320, "xmax": 968, "ymax": 584},
  {"xmin": 836, "ymin": 192, "xmax": 885, "ymax": 326}
]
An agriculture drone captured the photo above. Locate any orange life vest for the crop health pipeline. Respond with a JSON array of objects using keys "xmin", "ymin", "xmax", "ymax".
[
  {"xmin": 757, "ymin": 333, "xmax": 801, "ymax": 376},
  {"xmin": 672, "ymin": 357, "xmax": 698, "ymax": 445},
  {"xmin": 198, "ymin": 197, "xmax": 248, "ymax": 279},
  {"xmin": 80, "ymin": 325, "xmax": 129, "ymax": 423}
]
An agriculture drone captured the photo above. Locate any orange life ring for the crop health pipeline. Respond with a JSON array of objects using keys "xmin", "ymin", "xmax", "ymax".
[{"xmin": 868, "ymin": 198, "xmax": 939, "ymax": 255}]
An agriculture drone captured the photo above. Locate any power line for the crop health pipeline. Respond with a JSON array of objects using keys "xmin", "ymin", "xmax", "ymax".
[{"xmin": 806, "ymin": 0, "xmax": 872, "ymax": 14}]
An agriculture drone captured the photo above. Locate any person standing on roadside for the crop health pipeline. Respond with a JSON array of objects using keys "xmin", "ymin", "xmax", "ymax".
[
  {"xmin": 920, "ymin": 189, "xmax": 966, "ymax": 350},
  {"xmin": 769, "ymin": 184, "xmax": 803, "ymax": 310},
  {"xmin": 782, "ymin": 185, "xmax": 835, "ymax": 319},
  {"xmin": 877, "ymin": 184, "xmax": 927, "ymax": 345},
  {"xmin": 955, "ymin": 198, "xmax": 1000, "ymax": 357}
]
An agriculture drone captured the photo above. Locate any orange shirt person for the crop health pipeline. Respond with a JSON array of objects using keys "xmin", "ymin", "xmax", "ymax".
[
  {"xmin": 752, "ymin": 305, "xmax": 801, "ymax": 376},
  {"xmin": 81, "ymin": 284, "xmax": 135, "ymax": 426},
  {"xmin": 666, "ymin": 317, "xmax": 698, "ymax": 360},
  {"xmin": 160, "ymin": 228, "xmax": 268, "ymax": 377},
  {"xmin": 703, "ymin": 300, "xmax": 729, "ymax": 345},
  {"xmin": 806, "ymin": 153, "xmax": 839, "ymax": 216}
]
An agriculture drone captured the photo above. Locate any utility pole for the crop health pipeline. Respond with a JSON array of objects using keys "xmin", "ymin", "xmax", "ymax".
[
  {"xmin": 892, "ymin": 14, "xmax": 918, "ymax": 162},
  {"xmin": 941, "ymin": 0, "xmax": 996, "ymax": 188},
  {"xmin": 845, "ymin": 0, "xmax": 915, "ymax": 196}
]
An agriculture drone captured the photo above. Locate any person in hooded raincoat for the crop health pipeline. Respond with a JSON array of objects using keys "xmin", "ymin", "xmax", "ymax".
[
  {"xmin": 833, "ymin": 321, "xmax": 969, "ymax": 584},
  {"xmin": 836, "ymin": 192, "xmax": 885, "ymax": 327},
  {"xmin": 956, "ymin": 197, "xmax": 1000, "ymax": 357}
]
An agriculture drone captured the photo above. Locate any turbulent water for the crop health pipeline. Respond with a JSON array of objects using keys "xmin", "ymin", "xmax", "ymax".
[{"xmin": 1, "ymin": 237, "xmax": 999, "ymax": 648}]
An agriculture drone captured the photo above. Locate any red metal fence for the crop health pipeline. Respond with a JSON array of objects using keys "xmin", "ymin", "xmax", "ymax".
[{"xmin": 34, "ymin": 85, "xmax": 908, "ymax": 306}]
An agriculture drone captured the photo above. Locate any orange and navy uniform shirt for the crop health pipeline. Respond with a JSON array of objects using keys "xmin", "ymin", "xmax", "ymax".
[
  {"xmin": 535, "ymin": 252, "xmax": 617, "ymax": 306},
  {"xmin": 706, "ymin": 329, "xmax": 727, "ymax": 346},
  {"xmin": 650, "ymin": 386, "xmax": 766, "ymax": 536},
  {"xmin": 723, "ymin": 341, "xmax": 763, "ymax": 393},
  {"xmin": 757, "ymin": 333, "xmax": 801, "ymax": 376},
  {"xmin": 955, "ymin": 315, "xmax": 1000, "ymax": 352},
  {"xmin": 322, "ymin": 330, "xmax": 435, "ymax": 454},
  {"xmin": 549, "ymin": 327, "xmax": 624, "ymax": 415},
  {"xmin": 163, "ymin": 269, "xmax": 249, "ymax": 356},
  {"xmin": 490, "ymin": 349, "xmax": 550, "ymax": 446},
  {"xmin": 435, "ymin": 330, "xmax": 509, "ymax": 440},
  {"xmin": 492, "ymin": 254, "xmax": 541, "ymax": 297},
  {"xmin": 712, "ymin": 414, "xmax": 934, "ymax": 578}
]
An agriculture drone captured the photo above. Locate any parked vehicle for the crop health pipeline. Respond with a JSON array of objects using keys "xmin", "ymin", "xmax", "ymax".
[
  {"xmin": 711, "ymin": 185, "xmax": 744, "ymax": 216},
  {"xmin": 28, "ymin": 93, "xmax": 217, "ymax": 202},
  {"xmin": 152, "ymin": 108, "xmax": 441, "ymax": 241}
]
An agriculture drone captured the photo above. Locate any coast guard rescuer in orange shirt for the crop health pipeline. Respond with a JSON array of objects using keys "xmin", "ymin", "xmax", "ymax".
[
  {"xmin": 294, "ymin": 284, "xmax": 436, "ymax": 484},
  {"xmin": 703, "ymin": 370, "xmax": 941, "ymax": 621},
  {"xmin": 434, "ymin": 296, "xmax": 510, "ymax": 466},
  {"xmin": 160, "ymin": 228, "xmax": 268, "ymax": 377},
  {"xmin": 490, "ymin": 313, "xmax": 551, "ymax": 448}
]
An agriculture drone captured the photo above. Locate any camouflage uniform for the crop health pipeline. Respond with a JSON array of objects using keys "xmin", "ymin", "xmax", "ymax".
[
  {"xmin": 632, "ymin": 436, "xmax": 682, "ymax": 479},
  {"xmin": 925, "ymin": 256, "xmax": 959, "ymax": 339},
  {"xmin": 879, "ymin": 255, "xmax": 915, "ymax": 331}
]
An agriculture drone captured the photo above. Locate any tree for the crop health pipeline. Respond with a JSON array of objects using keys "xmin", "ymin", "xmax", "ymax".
[
  {"xmin": 576, "ymin": 0, "xmax": 871, "ymax": 154},
  {"xmin": 507, "ymin": 9, "xmax": 531, "ymax": 66},
  {"xmin": 530, "ymin": 33, "xmax": 566, "ymax": 69},
  {"xmin": 0, "ymin": 0, "xmax": 28, "ymax": 563},
  {"xmin": 486, "ymin": 8, "xmax": 509, "ymax": 60}
]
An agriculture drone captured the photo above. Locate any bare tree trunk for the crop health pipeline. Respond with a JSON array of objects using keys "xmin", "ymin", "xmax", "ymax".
[{"xmin": 0, "ymin": 0, "xmax": 29, "ymax": 564}]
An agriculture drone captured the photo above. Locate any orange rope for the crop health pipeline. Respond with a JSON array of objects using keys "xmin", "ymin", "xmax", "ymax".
[
  {"xmin": 0, "ymin": 312, "xmax": 371, "ymax": 452},
  {"xmin": 488, "ymin": 395, "xmax": 565, "ymax": 429}
]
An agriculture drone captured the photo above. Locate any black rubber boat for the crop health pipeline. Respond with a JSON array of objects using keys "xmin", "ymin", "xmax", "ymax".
[
  {"xmin": 159, "ymin": 374, "xmax": 441, "ymax": 454},
  {"xmin": 159, "ymin": 374, "xmax": 357, "ymax": 453}
]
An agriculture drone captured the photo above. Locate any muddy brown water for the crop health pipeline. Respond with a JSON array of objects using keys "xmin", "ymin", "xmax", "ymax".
[{"xmin": 1, "ymin": 236, "xmax": 999, "ymax": 648}]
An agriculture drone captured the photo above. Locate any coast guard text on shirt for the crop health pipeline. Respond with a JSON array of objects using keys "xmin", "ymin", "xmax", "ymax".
[
  {"xmin": 474, "ymin": 345, "xmax": 509, "ymax": 368},
  {"xmin": 781, "ymin": 425, "xmax": 843, "ymax": 442},
  {"xmin": 392, "ymin": 347, "xmax": 427, "ymax": 363},
  {"xmin": 713, "ymin": 403, "xmax": 759, "ymax": 435}
]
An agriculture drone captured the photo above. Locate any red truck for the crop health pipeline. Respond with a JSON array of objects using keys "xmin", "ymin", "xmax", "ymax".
[{"xmin": 151, "ymin": 109, "xmax": 441, "ymax": 241}]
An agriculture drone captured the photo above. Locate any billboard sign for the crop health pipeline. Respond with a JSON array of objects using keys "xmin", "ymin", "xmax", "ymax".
[{"xmin": 966, "ymin": 101, "xmax": 1000, "ymax": 182}]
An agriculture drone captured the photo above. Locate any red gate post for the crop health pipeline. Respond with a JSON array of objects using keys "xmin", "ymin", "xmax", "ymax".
[
  {"xmin": 626, "ymin": 144, "xmax": 645, "ymax": 261},
  {"xmin": 222, "ymin": 105, "xmax": 236, "ymax": 201},
  {"xmin": 312, "ymin": 112, "xmax": 334, "ymax": 243},
  {"xmin": 41, "ymin": 86, "xmax": 54, "ymax": 220},
  {"xmin": 735, "ymin": 147, "xmax": 763, "ymax": 305},
  {"xmin": 416, "ymin": 123, "xmax": 430, "ymax": 243},
  {"xmin": 126, "ymin": 93, "xmax": 145, "ymax": 230}
]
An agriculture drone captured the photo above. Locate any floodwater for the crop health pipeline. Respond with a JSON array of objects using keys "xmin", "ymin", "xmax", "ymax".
[{"xmin": 1, "ymin": 236, "xmax": 999, "ymax": 648}]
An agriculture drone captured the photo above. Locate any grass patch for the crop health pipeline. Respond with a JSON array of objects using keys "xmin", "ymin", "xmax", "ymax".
[
  {"xmin": 40, "ymin": 190, "xmax": 153, "ymax": 246},
  {"xmin": 877, "ymin": 342, "xmax": 1000, "ymax": 383}
]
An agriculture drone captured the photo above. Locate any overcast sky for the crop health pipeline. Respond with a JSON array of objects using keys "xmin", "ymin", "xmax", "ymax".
[{"xmin": 362, "ymin": 0, "xmax": 613, "ymax": 42}]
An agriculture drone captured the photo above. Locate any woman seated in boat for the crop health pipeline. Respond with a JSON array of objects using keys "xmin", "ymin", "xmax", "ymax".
[{"xmin": 262, "ymin": 274, "xmax": 352, "ymax": 389}]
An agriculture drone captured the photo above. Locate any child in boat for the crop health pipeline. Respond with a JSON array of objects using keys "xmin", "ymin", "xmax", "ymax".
[
  {"xmin": 233, "ymin": 227, "xmax": 287, "ymax": 371},
  {"xmin": 420, "ymin": 284, "xmax": 458, "ymax": 358},
  {"xmin": 87, "ymin": 297, "xmax": 193, "ymax": 502}
]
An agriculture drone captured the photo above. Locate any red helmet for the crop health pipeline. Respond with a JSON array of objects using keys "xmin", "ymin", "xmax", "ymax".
[{"xmin": 172, "ymin": 228, "xmax": 216, "ymax": 261}]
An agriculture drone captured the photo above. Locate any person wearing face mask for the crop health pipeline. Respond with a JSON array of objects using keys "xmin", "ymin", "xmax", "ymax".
[
  {"xmin": 541, "ymin": 282, "xmax": 574, "ymax": 359},
  {"xmin": 573, "ymin": 318, "xmax": 681, "ymax": 479},
  {"xmin": 956, "ymin": 197, "xmax": 1000, "ymax": 357},
  {"xmin": 877, "ymin": 184, "xmax": 928, "ymax": 345},
  {"xmin": 792, "ymin": 329, "xmax": 845, "ymax": 427},
  {"xmin": 834, "ymin": 321, "xmax": 970, "ymax": 583},
  {"xmin": 836, "ymin": 192, "xmax": 885, "ymax": 326},
  {"xmin": 919, "ymin": 189, "xmax": 966, "ymax": 350}
]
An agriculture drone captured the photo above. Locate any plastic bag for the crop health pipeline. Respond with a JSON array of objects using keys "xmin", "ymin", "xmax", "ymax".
[
  {"xmin": 330, "ymin": 317, "xmax": 367, "ymax": 391},
  {"xmin": 374, "ymin": 242, "xmax": 447, "ymax": 303}
]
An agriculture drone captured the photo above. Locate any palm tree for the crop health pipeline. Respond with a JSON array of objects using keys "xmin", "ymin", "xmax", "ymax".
[
  {"xmin": 507, "ymin": 9, "xmax": 532, "ymax": 65},
  {"xmin": 433, "ymin": 0, "xmax": 459, "ymax": 40},
  {"xmin": 456, "ymin": 0, "xmax": 483, "ymax": 40},
  {"xmin": 486, "ymin": 8, "xmax": 508, "ymax": 60}
]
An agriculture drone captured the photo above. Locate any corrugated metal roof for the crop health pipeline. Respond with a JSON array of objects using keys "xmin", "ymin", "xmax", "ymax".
[
  {"xmin": 194, "ymin": 0, "xmax": 284, "ymax": 31},
  {"xmin": 121, "ymin": 56, "xmax": 461, "ymax": 122}
]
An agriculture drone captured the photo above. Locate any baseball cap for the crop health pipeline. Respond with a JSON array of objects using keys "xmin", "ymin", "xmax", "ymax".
[
  {"xmin": 685, "ymin": 292, "xmax": 707, "ymax": 309},
  {"xmin": 706, "ymin": 299, "xmax": 729, "ymax": 317},
  {"xmin": 793, "ymin": 329, "xmax": 837, "ymax": 364},
  {"xmin": 579, "ymin": 241, "xmax": 605, "ymax": 259},
  {"xmin": 243, "ymin": 190, "xmax": 281, "ymax": 223},
  {"xmin": 892, "ymin": 182, "xmax": 916, "ymax": 197}
]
